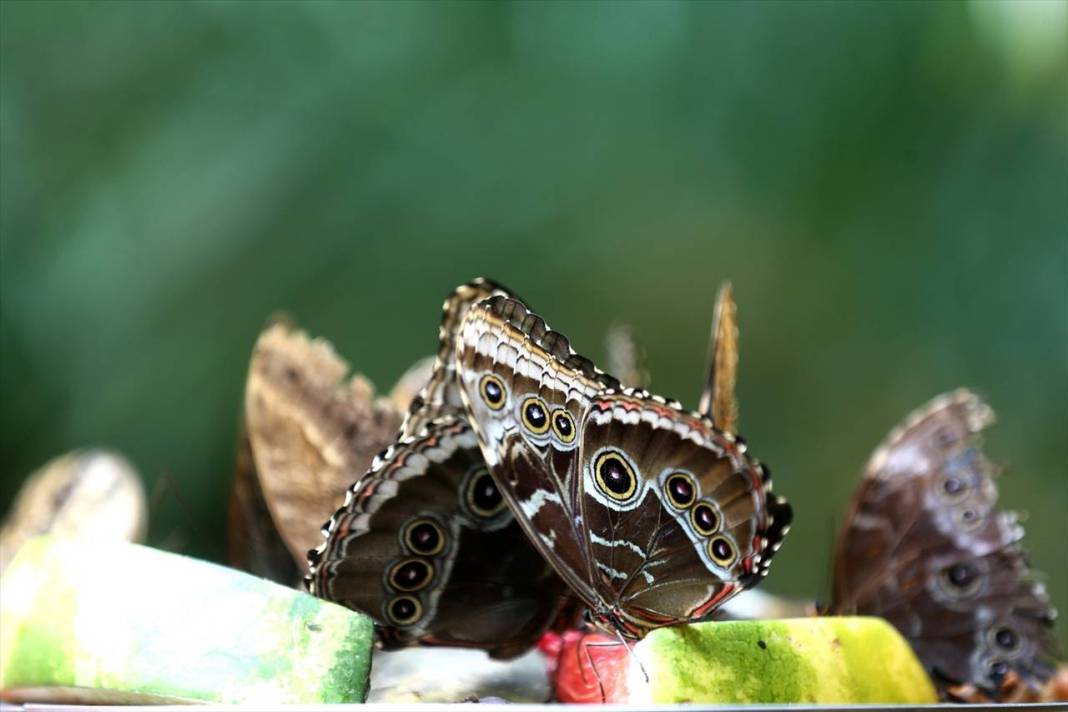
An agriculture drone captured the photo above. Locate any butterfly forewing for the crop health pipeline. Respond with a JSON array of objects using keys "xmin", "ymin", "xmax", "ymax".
[
  {"xmin": 455, "ymin": 295, "xmax": 605, "ymax": 605},
  {"xmin": 401, "ymin": 279, "xmax": 517, "ymax": 439},
  {"xmin": 243, "ymin": 322, "xmax": 403, "ymax": 567},
  {"xmin": 832, "ymin": 389, "xmax": 1057, "ymax": 696},
  {"xmin": 579, "ymin": 394, "xmax": 786, "ymax": 628}
]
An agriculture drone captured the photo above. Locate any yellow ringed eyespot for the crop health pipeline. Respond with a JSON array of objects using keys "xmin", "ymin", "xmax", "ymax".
[
  {"xmin": 708, "ymin": 535, "xmax": 736, "ymax": 567},
  {"xmin": 403, "ymin": 518, "xmax": 446, "ymax": 556},
  {"xmin": 388, "ymin": 558, "xmax": 434, "ymax": 592},
  {"xmin": 466, "ymin": 468, "xmax": 506, "ymax": 518},
  {"xmin": 479, "ymin": 374, "xmax": 506, "ymax": 410},
  {"xmin": 520, "ymin": 397, "xmax": 550, "ymax": 435},
  {"xmin": 665, "ymin": 473, "xmax": 697, "ymax": 509},
  {"xmin": 551, "ymin": 408, "xmax": 576, "ymax": 443},
  {"xmin": 594, "ymin": 450, "xmax": 637, "ymax": 501},
  {"xmin": 690, "ymin": 502, "xmax": 720, "ymax": 535},
  {"xmin": 386, "ymin": 595, "xmax": 422, "ymax": 626}
]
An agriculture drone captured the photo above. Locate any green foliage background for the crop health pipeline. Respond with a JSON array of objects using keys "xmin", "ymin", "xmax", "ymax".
[{"xmin": 2, "ymin": 2, "xmax": 1065, "ymax": 647}]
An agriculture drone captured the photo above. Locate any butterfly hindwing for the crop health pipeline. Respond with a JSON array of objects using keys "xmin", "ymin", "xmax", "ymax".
[
  {"xmin": 832, "ymin": 390, "xmax": 1057, "ymax": 695},
  {"xmin": 578, "ymin": 393, "xmax": 789, "ymax": 629},
  {"xmin": 308, "ymin": 416, "xmax": 566, "ymax": 658}
]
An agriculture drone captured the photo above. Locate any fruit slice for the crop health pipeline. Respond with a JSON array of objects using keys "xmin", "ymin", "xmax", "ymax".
[
  {"xmin": 0, "ymin": 536, "xmax": 373, "ymax": 704},
  {"xmin": 554, "ymin": 617, "xmax": 938, "ymax": 704}
]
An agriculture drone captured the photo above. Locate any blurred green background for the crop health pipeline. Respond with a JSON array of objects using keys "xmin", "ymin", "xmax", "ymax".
[{"xmin": 2, "ymin": 2, "xmax": 1065, "ymax": 647}]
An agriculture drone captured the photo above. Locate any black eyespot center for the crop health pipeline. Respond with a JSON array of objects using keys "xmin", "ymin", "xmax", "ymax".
[
  {"xmin": 479, "ymin": 375, "xmax": 506, "ymax": 410},
  {"xmin": 708, "ymin": 535, "xmax": 736, "ymax": 566},
  {"xmin": 691, "ymin": 503, "xmax": 720, "ymax": 535},
  {"xmin": 666, "ymin": 473, "xmax": 696, "ymax": 509},
  {"xmin": 388, "ymin": 595, "xmax": 422, "ymax": 625},
  {"xmin": 594, "ymin": 450, "xmax": 637, "ymax": 501},
  {"xmin": 405, "ymin": 519, "xmax": 445, "ymax": 556}
]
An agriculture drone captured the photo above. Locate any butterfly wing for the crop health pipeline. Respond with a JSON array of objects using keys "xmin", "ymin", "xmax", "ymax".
[
  {"xmin": 456, "ymin": 294, "xmax": 621, "ymax": 608},
  {"xmin": 309, "ymin": 280, "xmax": 570, "ymax": 658},
  {"xmin": 456, "ymin": 294, "xmax": 790, "ymax": 635},
  {"xmin": 401, "ymin": 279, "xmax": 518, "ymax": 438},
  {"xmin": 832, "ymin": 389, "xmax": 1057, "ymax": 695},
  {"xmin": 698, "ymin": 281, "xmax": 739, "ymax": 433},
  {"xmin": 578, "ymin": 393, "xmax": 790, "ymax": 633},
  {"xmin": 244, "ymin": 322, "xmax": 403, "ymax": 565},
  {"xmin": 308, "ymin": 416, "xmax": 566, "ymax": 658}
]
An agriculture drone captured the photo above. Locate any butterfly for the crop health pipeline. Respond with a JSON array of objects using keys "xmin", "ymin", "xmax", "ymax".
[
  {"xmin": 830, "ymin": 389, "xmax": 1058, "ymax": 698},
  {"xmin": 453, "ymin": 288, "xmax": 791, "ymax": 639},
  {"xmin": 307, "ymin": 280, "xmax": 572, "ymax": 658}
]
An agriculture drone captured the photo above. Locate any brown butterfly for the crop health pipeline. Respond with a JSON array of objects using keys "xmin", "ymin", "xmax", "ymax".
[
  {"xmin": 454, "ymin": 290, "xmax": 791, "ymax": 639},
  {"xmin": 831, "ymin": 389, "xmax": 1058, "ymax": 698},
  {"xmin": 308, "ymin": 281, "xmax": 571, "ymax": 658}
]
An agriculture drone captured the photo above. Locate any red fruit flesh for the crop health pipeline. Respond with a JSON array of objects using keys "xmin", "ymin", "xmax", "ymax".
[{"xmin": 545, "ymin": 630, "xmax": 629, "ymax": 703}]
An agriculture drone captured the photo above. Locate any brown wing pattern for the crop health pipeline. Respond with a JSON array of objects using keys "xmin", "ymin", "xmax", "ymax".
[
  {"xmin": 308, "ymin": 281, "xmax": 572, "ymax": 658},
  {"xmin": 244, "ymin": 322, "xmax": 402, "ymax": 564},
  {"xmin": 307, "ymin": 416, "xmax": 567, "ymax": 658},
  {"xmin": 832, "ymin": 389, "xmax": 1057, "ymax": 696},
  {"xmin": 455, "ymin": 295, "xmax": 614, "ymax": 606},
  {"xmin": 698, "ymin": 281, "xmax": 739, "ymax": 433},
  {"xmin": 456, "ymin": 294, "xmax": 790, "ymax": 637},
  {"xmin": 578, "ymin": 393, "xmax": 790, "ymax": 633},
  {"xmin": 401, "ymin": 279, "xmax": 518, "ymax": 438}
]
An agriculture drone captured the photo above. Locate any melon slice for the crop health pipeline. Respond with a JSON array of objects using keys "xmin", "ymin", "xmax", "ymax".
[
  {"xmin": 0, "ymin": 536, "xmax": 373, "ymax": 704},
  {"xmin": 554, "ymin": 617, "xmax": 938, "ymax": 704}
]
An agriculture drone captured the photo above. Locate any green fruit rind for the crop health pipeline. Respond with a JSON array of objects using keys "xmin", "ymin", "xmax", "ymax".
[
  {"xmin": 631, "ymin": 617, "xmax": 938, "ymax": 704},
  {"xmin": 0, "ymin": 536, "xmax": 372, "ymax": 703}
]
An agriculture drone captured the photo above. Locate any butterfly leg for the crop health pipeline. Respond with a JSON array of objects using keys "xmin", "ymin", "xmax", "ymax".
[
  {"xmin": 557, "ymin": 631, "xmax": 628, "ymax": 703},
  {"xmin": 578, "ymin": 635, "xmax": 609, "ymax": 703}
]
